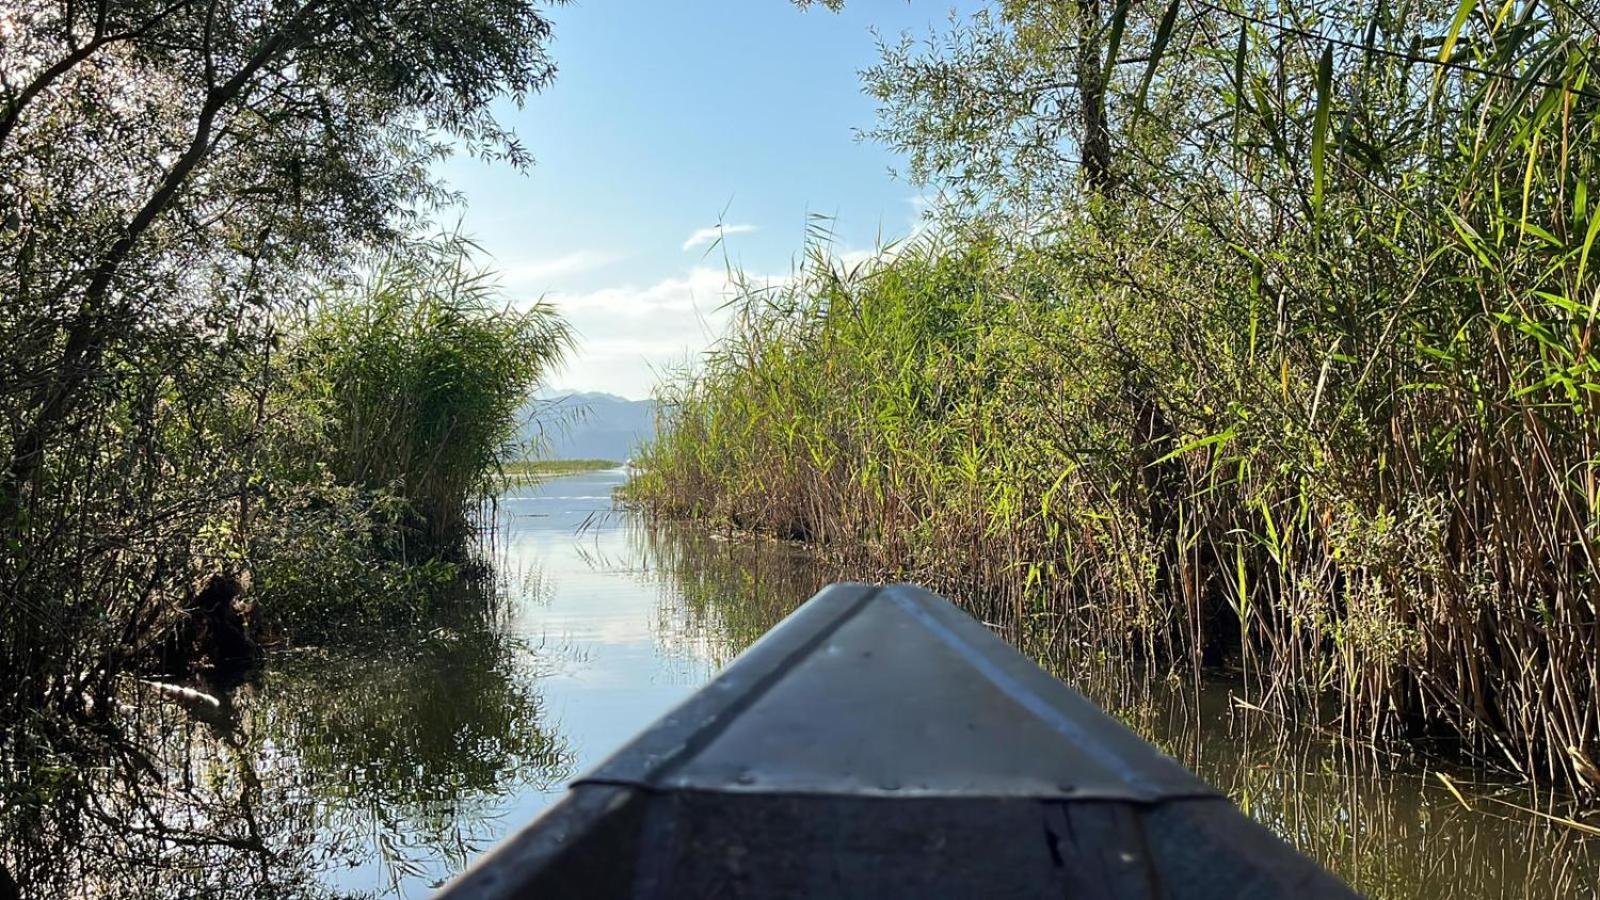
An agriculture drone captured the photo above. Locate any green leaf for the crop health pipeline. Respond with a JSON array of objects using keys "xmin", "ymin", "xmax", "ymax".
[
  {"xmin": 1103, "ymin": 0, "xmax": 1131, "ymax": 88},
  {"xmin": 1312, "ymin": 42, "xmax": 1333, "ymax": 213},
  {"xmin": 1139, "ymin": 0, "xmax": 1183, "ymax": 112},
  {"xmin": 1151, "ymin": 427, "xmax": 1237, "ymax": 466},
  {"xmin": 1231, "ymin": 20, "xmax": 1248, "ymax": 146},
  {"xmin": 1534, "ymin": 291, "xmax": 1585, "ymax": 317},
  {"xmin": 1234, "ymin": 21, "xmax": 1248, "ymax": 98},
  {"xmin": 1440, "ymin": 0, "xmax": 1478, "ymax": 64},
  {"xmin": 1446, "ymin": 211, "xmax": 1493, "ymax": 265},
  {"xmin": 1517, "ymin": 218, "xmax": 1561, "ymax": 247},
  {"xmin": 1577, "ymin": 199, "xmax": 1600, "ymax": 287}
]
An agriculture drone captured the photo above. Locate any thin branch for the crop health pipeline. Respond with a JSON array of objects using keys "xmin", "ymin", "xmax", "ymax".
[
  {"xmin": 1193, "ymin": 0, "xmax": 1600, "ymax": 102},
  {"xmin": 0, "ymin": 0, "xmax": 201, "ymax": 150}
]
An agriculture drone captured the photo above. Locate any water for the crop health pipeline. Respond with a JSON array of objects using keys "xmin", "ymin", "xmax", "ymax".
[{"xmin": 5, "ymin": 469, "xmax": 1596, "ymax": 898}]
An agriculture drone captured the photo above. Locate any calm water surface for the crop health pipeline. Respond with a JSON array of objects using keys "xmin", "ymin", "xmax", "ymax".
[{"xmin": 10, "ymin": 469, "xmax": 1597, "ymax": 898}]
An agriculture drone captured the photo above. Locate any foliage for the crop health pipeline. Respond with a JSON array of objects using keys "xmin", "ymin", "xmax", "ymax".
[
  {"xmin": 644, "ymin": 0, "xmax": 1600, "ymax": 796},
  {"xmin": 279, "ymin": 235, "xmax": 571, "ymax": 554},
  {"xmin": 502, "ymin": 458, "xmax": 621, "ymax": 482},
  {"xmin": 0, "ymin": 0, "xmax": 566, "ymax": 720},
  {"xmin": 244, "ymin": 237, "xmax": 570, "ymax": 638},
  {"xmin": 241, "ymin": 478, "xmax": 460, "ymax": 642},
  {"xmin": 0, "ymin": 598, "xmax": 570, "ymax": 898},
  {"xmin": 633, "ymin": 515, "xmax": 1600, "ymax": 899}
]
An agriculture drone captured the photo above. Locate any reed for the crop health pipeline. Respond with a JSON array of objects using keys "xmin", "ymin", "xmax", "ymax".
[
  {"xmin": 635, "ymin": 0, "xmax": 1600, "ymax": 793},
  {"xmin": 636, "ymin": 0, "xmax": 1600, "ymax": 799},
  {"xmin": 285, "ymin": 235, "xmax": 572, "ymax": 556},
  {"xmin": 633, "ymin": 511, "xmax": 1600, "ymax": 899}
]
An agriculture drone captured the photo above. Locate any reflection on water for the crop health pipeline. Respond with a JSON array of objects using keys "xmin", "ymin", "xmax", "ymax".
[
  {"xmin": 629, "ymin": 500, "xmax": 1600, "ymax": 900},
  {"xmin": 1060, "ymin": 668, "xmax": 1600, "ymax": 899},
  {"xmin": 0, "ymin": 598, "xmax": 569, "ymax": 899},
  {"xmin": 3, "ymin": 468, "xmax": 1596, "ymax": 898}
]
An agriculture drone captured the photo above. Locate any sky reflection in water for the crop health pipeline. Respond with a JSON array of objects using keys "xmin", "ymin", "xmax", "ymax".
[{"xmin": 5, "ymin": 469, "xmax": 1594, "ymax": 898}]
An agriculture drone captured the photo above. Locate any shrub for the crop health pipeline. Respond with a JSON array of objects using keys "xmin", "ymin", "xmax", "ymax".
[{"xmin": 278, "ymin": 235, "xmax": 572, "ymax": 556}]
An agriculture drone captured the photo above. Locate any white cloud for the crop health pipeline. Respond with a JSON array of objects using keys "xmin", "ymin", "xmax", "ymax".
[
  {"xmin": 902, "ymin": 189, "xmax": 957, "ymax": 245},
  {"xmin": 498, "ymin": 250, "xmax": 625, "ymax": 294},
  {"xmin": 681, "ymin": 223, "xmax": 757, "ymax": 252},
  {"xmin": 542, "ymin": 267, "xmax": 754, "ymax": 399},
  {"xmin": 836, "ymin": 247, "xmax": 880, "ymax": 270}
]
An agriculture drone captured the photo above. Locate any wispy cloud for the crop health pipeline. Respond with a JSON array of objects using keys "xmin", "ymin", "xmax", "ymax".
[
  {"xmin": 499, "ymin": 250, "xmax": 625, "ymax": 292},
  {"xmin": 681, "ymin": 223, "xmax": 757, "ymax": 251},
  {"xmin": 543, "ymin": 266, "xmax": 789, "ymax": 399}
]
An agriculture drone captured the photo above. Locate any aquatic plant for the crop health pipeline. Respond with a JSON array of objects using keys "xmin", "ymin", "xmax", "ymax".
[
  {"xmin": 637, "ymin": 0, "xmax": 1600, "ymax": 796},
  {"xmin": 282, "ymin": 235, "xmax": 572, "ymax": 555},
  {"xmin": 634, "ymin": 509, "xmax": 1600, "ymax": 899}
]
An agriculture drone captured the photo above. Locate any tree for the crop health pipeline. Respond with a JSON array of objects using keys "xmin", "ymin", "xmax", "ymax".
[
  {"xmin": 0, "ymin": 0, "xmax": 564, "ymax": 714},
  {"xmin": 1, "ymin": 0, "xmax": 560, "ymax": 520}
]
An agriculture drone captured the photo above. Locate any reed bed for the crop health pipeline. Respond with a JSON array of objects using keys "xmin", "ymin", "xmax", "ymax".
[
  {"xmin": 634, "ymin": 219, "xmax": 1599, "ymax": 795},
  {"xmin": 636, "ymin": 0, "xmax": 1600, "ymax": 798},
  {"xmin": 286, "ymin": 240, "xmax": 573, "ymax": 555},
  {"xmin": 632, "ymin": 512, "xmax": 1600, "ymax": 898}
]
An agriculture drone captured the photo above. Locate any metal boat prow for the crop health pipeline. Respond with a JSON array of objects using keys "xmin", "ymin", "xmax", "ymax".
[{"xmin": 439, "ymin": 583, "xmax": 1356, "ymax": 898}]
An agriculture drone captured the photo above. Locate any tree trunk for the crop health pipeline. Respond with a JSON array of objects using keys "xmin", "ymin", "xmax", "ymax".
[{"xmin": 1075, "ymin": 0, "xmax": 1116, "ymax": 195}]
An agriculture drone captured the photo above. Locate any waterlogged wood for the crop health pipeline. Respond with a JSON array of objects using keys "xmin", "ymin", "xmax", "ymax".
[{"xmin": 439, "ymin": 584, "xmax": 1356, "ymax": 898}]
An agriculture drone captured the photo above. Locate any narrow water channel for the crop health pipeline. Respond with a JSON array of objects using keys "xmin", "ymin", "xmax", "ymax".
[{"xmin": 9, "ymin": 469, "xmax": 1596, "ymax": 898}]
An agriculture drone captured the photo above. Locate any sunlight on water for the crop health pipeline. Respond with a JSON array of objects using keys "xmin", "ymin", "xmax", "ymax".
[{"xmin": 3, "ymin": 469, "xmax": 1594, "ymax": 898}]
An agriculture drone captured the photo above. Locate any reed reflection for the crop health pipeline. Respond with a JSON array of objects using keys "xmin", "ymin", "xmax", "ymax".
[{"xmin": 632, "ymin": 512, "xmax": 1600, "ymax": 900}]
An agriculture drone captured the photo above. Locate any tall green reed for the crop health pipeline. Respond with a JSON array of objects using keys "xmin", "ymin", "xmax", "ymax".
[
  {"xmin": 285, "ymin": 235, "xmax": 572, "ymax": 556},
  {"xmin": 636, "ymin": 0, "xmax": 1600, "ymax": 798},
  {"xmin": 636, "ymin": 200, "xmax": 1599, "ymax": 795}
]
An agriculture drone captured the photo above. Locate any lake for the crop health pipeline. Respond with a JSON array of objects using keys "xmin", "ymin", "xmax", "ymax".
[{"xmin": 7, "ymin": 468, "xmax": 1595, "ymax": 898}]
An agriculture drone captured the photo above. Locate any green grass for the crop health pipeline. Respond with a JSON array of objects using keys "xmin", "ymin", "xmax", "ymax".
[
  {"xmin": 284, "ymin": 234, "xmax": 572, "ymax": 552},
  {"xmin": 253, "ymin": 235, "xmax": 573, "ymax": 635},
  {"xmin": 501, "ymin": 458, "xmax": 621, "ymax": 483}
]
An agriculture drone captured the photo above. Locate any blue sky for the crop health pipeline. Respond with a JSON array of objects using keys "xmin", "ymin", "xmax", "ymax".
[{"xmin": 440, "ymin": 1, "xmax": 977, "ymax": 399}]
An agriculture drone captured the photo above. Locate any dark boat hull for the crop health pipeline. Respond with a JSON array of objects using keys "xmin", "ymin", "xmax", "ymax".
[
  {"xmin": 446, "ymin": 785, "xmax": 1352, "ymax": 898},
  {"xmin": 439, "ymin": 584, "xmax": 1357, "ymax": 899}
]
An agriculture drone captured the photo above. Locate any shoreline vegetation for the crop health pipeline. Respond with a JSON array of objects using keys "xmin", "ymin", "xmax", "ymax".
[
  {"xmin": 2, "ymin": 0, "xmax": 1598, "ymax": 892},
  {"xmin": 635, "ymin": 519, "xmax": 1600, "ymax": 895},
  {"xmin": 502, "ymin": 458, "xmax": 623, "ymax": 484},
  {"xmin": 633, "ymin": 1, "xmax": 1600, "ymax": 800},
  {"xmin": 0, "ymin": 3, "xmax": 574, "ymax": 868}
]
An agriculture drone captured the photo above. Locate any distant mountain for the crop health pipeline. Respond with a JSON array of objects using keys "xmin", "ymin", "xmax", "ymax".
[{"xmin": 517, "ymin": 392, "xmax": 655, "ymax": 462}]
